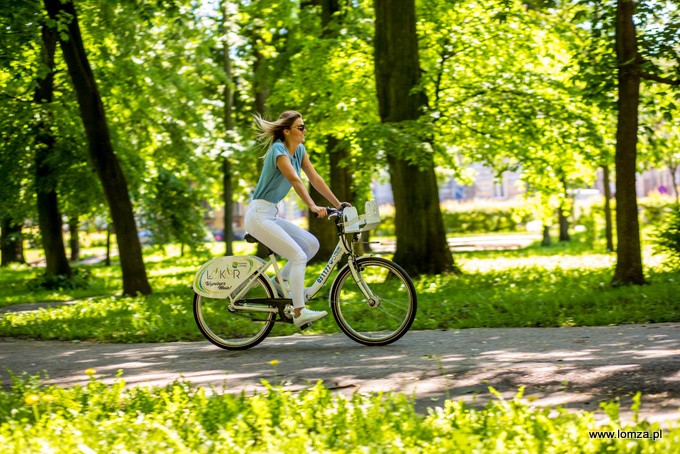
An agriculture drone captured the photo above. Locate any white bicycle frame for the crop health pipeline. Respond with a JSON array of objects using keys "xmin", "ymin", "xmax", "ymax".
[{"xmin": 192, "ymin": 201, "xmax": 381, "ymax": 314}]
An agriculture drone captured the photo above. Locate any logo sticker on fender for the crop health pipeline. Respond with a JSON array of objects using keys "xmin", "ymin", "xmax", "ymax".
[{"xmin": 193, "ymin": 256, "xmax": 263, "ymax": 298}]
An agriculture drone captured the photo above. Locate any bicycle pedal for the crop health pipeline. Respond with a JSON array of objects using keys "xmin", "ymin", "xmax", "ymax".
[{"xmin": 299, "ymin": 322, "xmax": 312, "ymax": 330}]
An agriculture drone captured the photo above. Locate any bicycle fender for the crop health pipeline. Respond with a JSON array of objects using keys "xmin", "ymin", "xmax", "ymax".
[{"xmin": 193, "ymin": 255, "xmax": 266, "ymax": 299}]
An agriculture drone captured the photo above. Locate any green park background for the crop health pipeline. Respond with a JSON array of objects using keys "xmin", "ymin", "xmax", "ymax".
[{"xmin": 1, "ymin": 0, "xmax": 680, "ymax": 451}]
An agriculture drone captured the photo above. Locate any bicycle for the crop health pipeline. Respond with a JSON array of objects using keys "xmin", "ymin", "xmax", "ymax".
[{"xmin": 192, "ymin": 201, "xmax": 417, "ymax": 350}]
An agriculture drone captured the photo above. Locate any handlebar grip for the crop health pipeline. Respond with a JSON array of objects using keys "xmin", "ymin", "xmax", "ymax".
[{"xmin": 314, "ymin": 207, "xmax": 341, "ymax": 218}]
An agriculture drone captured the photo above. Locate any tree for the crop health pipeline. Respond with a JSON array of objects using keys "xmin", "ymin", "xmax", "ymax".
[
  {"xmin": 220, "ymin": 0, "xmax": 236, "ymax": 256},
  {"xmin": 373, "ymin": 0, "xmax": 455, "ymax": 276},
  {"xmin": 611, "ymin": 0, "xmax": 646, "ymax": 285},
  {"xmin": 611, "ymin": 0, "xmax": 679, "ymax": 284},
  {"xmin": 0, "ymin": 216, "xmax": 26, "ymax": 266},
  {"xmin": 258, "ymin": 0, "xmax": 377, "ymax": 261},
  {"xmin": 43, "ymin": 0, "xmax": 151, "ymax": 295},
  {"xmin": 575, "ymin": 0, "xmax": 680, "ymax": 284},
  {"xmin": 33, "ymin": 22, "xmax": 72, "ymax": 277},
  {"xmin": 300, "ymin": 0, "xmax": 356, "ymax": 262},
  {"xmin": 1, "ymin": 0, "xmax": 39, "ymax": 266}
]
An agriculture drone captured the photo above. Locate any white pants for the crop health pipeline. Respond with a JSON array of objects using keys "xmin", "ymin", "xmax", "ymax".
[{"xmin": 244, "ymin": 199, "xmax": 319, "ymax": 308}]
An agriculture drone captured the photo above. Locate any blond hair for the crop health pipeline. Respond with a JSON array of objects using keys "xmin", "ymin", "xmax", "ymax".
[{"xmin": 253, "ymin": 111, "xmax": 302, "ymax": 159}]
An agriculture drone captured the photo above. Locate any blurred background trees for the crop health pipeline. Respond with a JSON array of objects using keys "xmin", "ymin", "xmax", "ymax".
[{"xmin": 1, "ymin": 0, "xmax": 678, "ymax": 289}]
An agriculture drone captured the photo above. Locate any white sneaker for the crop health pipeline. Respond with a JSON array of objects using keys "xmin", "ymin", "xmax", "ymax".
[{"xmin": 294, "ymin": 308, "xmax": 328, "ymax": 328}]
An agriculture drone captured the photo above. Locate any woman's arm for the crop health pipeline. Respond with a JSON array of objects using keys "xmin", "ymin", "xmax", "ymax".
[
  {"xmin": 301, "ymin": 154, "xmax": 344, "ymax": 209},
  {"xmin": 276, "ymin": 155, "xmax": 328, "ymax": 218}
]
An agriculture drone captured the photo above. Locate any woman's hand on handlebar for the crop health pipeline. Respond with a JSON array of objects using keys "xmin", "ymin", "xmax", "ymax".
[
  {"xmin": 313, "ymin": 203, "xmax": 351, "ymax": 218},
  {"xmin": 310, "ymin": 205, "xmax": 328, "ymax": 218}
]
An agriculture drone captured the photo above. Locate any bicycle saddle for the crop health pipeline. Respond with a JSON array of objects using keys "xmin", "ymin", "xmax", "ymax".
[
  {"xmin": 244, "ymin": 233, "xmax": 259, "ymax": 244},
  {"xmin": 244, "ymin": 233, "xmax": 274, "ymax": 256}
]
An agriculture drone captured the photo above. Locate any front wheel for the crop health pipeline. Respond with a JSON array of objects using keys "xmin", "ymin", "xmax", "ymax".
[
  {"xmin": 193, "ymin": 274, "xmax": 276, "ymax": 350},
  {"xmin": 330, "ymin": 257, "xmax": 417, "ymax": 346}
]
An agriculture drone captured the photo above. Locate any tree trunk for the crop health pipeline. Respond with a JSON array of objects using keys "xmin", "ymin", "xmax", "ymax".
[
  {"xmin": 34, "ymin": 23, "xmax": 72, "ymax": 278},
  {"xmin": 558, "ymin": 178, "xmax": 570, "ymax": 242},
  {"xmin": 1, "ymin": 215, "xmax": 25, "ymax": 266},
  {"xmin": 308, "ymin": 136, "xmax": 353, "ymax": 263},
  {"xmin": 223, "ymin": 158, "xmax": 234, "ymax": 255},
  {"xmin": 307, "ymin": 0, "xmax": 353, "ymax": 263},
  {"xmin": 69, "ymin": 216, "xmax": 80, "ymax": 261},
  {"xmin": 373, "ymin": 0, "xmax": 455, "ymax": 277},
  {"xmin": 611, "ymin": 0, "xmax": 646, "ymax": 285},
  {"xmin": 105, "ymin": 223, "xmax": 112, "ymax": 266},
  {"xmin": 542, "ymin": 224, "xmax": 552, "ymax": 247},
  {"xmin": 558, "ymin": 207, "xmax": 570, "ymax": 242},
  {"xmin": 602, "ymin": 164, "xmax": 615, "ymax": 252},
  {"xmin": 252, "ymin": 35, "xmax": 269, "ymax": 259},
  {"xmin": 221, "ymin": 0, "xmax": 234, "ymax": 256},
  {"xmin": 35, "ymin": 148, "xmax": 71, "ymax": 276},
  {"xmin": 307, "ymin": 181, "xmax": 335, "ymax": 263},
  {"xmin": 43, "ymin": 0, "xmax": 151, "ymax": 295},
  {"xmin": 669, "ymin": 163, "xmax": 679, "ymax": 206},
  {"xmin": 328, "ymin": 135, "xmax": 359, "ymax": 254}
]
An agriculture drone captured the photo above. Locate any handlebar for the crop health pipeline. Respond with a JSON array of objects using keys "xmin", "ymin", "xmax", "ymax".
[
  {"xmin": 313, "ymin": 203, "xmax": 351, "ymax": 218},
  {"xmin": 314, "ymin": 207, "xmax": 341, "ymax": 218}
]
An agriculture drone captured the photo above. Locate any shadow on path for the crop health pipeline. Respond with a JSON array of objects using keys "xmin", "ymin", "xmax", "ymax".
[{"xmin": 1, "ymin": 323, "xmax": 679, "ymax": 427}]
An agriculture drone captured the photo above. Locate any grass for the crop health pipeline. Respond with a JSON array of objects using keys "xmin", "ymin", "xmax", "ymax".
[
  {"xmin": 1, "ymin": 370, "xmax": 677, "ymax": 453},
  {"xmin": 0, "ymin": 233, "xmax": 678, "ymax": 343}
]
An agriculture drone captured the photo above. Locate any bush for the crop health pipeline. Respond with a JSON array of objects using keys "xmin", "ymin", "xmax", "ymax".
[
  {"xmin": 28, "ymin": 267, "xmax": 93, "ymax": 291},
  {"xmin": 442, "ymin": 208, "xmax": 531, "ymax": 234},
  {"xmin": 653, "ymin": 207, "xmax": 680, "ymax": 269},
  {"xmin": 639, "ymin": 194, "xmax": 675, "ymax": 225},
  {"xmin": 374, "ymin": 202, "xmax": 532, "ymax": 236},
  {"xmin": 1, "ymin": 371, "xmax": 678, "ymax": 453}
]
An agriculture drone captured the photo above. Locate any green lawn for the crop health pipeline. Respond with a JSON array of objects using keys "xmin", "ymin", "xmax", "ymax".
[{"xmin": 0, "ymin": 233, "xmax": 678, "ymax": 343}]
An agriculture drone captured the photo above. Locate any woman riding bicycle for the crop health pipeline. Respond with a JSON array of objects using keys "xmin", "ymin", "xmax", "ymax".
[{"xmin": 245, "ymin": 111, "xmax": 351, "ymax": 329}]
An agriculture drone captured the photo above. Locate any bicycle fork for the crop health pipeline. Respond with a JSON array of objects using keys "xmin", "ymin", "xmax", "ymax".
[{"xmin": 345, "ymin": 255, "xmax": 381, "ymax": 307}]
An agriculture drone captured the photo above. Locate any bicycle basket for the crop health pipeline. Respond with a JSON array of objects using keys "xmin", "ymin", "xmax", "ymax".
[{"xmin": 342, "ymin": 201, "xmax": 380, "ymax": 234}]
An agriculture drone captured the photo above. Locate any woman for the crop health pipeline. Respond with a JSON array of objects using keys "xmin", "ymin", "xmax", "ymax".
[{"xmin": 245, "ymin": 111, "xmax": 351, "ymax": 328}]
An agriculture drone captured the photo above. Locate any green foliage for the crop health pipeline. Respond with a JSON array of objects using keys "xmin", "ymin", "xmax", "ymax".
[
  {"xmin": 442, "ymin": 208, "xmax": 531, "ymax": 234},
  {"xmin": 653, "ymin": 208, "xmax": 680, "ymax": 269},
  {"xmin": 28, "ymin": 267, "xmax": 93, "ymax": 291},
  {"xmin": 0, "ymin": 259, "xmax": 119, "ymax": 309},
  {"xmin": 1, "ymin": 372, "xmax": 677, "ymax": 453},
  {"xmin": 639, "ymin": 195, "xmax": 677, "ymax": 225},
  {"xmin": 377, "ymin": 206, "xmax": 532, "ymax": 235},
  {"xmin": 139, "ymin": 168, "xmax": 208, "ymax": 251}
]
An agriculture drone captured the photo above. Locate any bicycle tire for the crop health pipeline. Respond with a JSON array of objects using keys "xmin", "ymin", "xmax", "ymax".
[
  {"xmin": 193, "ymin": 274, "xmax": 276, "ymax": 350},
  {"xmin": 330, "ymin": 257, "xmax": 417, "ymax": 346}
]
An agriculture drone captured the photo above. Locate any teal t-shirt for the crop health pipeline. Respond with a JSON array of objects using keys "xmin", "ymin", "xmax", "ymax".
[{"xmin": 251, "ymin": 140, "xmax": 306, "ymax": 203}]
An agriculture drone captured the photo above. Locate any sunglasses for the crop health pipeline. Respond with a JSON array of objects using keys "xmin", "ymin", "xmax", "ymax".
[{"xmin": 293, "ymin": 124, "xmax": 307, "ymax": 131}]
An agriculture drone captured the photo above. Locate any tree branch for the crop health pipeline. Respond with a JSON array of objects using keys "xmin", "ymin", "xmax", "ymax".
[
  {"xmin": 1, "ymin": 92, "xmax": 33, "ymax": 103},
  {"xmin": 641, "ymin": 72, "xmax": 680, "ymax": 85}
]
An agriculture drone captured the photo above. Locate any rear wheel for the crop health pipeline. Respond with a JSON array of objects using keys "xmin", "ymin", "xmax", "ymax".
[
  {"xmin": 193, "ymin": 274, "xmax": 276, "ymax": 350},
  {"xmin": 330, "ymin": 257, "xmax": 417, "ymax": 346}
]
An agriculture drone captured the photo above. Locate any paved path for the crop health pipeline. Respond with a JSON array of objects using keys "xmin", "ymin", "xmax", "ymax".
[
  {"xmin": 2, "ymin": 323, "xmax": 679, "ymax": 427},
  {"xmin": 367, "ymin": 234, "xmax": 543, "ymax": 253}
]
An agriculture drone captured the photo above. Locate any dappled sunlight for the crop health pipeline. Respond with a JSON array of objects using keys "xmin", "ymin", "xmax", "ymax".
[
  {"xmin": 461, "ymin": 254, "xmax": 617, "ymax": 272},
  {"xmin": 458, "ymin": 243, "xmax": 668, "ymax": 273},
  {"xmin": 3, "ymin": 323, "xmax": 679, "ymax": 427}
]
